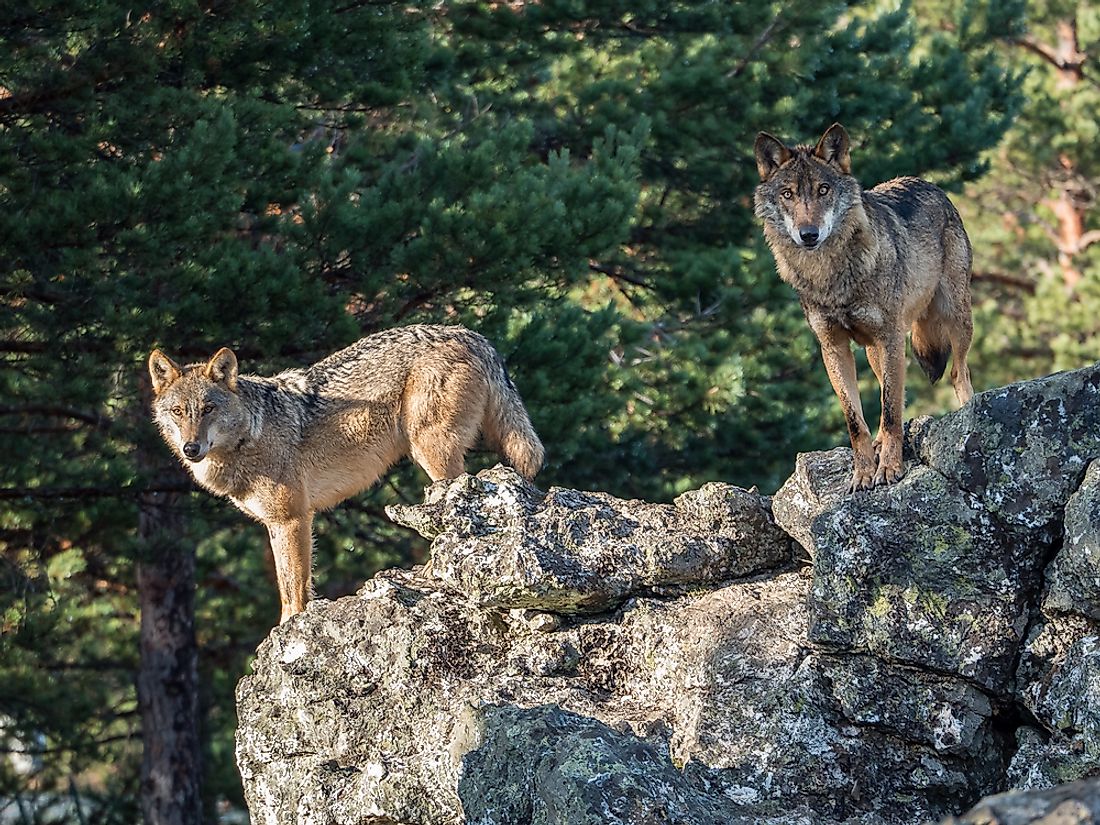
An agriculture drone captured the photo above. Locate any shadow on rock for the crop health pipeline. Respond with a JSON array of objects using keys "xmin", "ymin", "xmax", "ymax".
[{"xmin": 458, "ymin": 703, "xmax": 744, "ymax": 825}]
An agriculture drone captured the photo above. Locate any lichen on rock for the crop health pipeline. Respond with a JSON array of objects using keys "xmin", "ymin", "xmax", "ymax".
[{"xmin": 385, "ymin": 466, "xmax": 791, "ymax": 614}]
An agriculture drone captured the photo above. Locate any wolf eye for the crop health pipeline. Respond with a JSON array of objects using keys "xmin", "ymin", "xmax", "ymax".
[
  {"xmin": 202, "ymin": 403, "xmax": 215, "ymax": 415},
  {"xmin": 781, "ymin": 189, "xmax": 794, "ymax": 200},
  {"xmin": 170, "ymin": 406, "xmax": 183, "ymax": 417},
  {"xmin": 817, "ymin": 183, "xmax": 830, "ymax": 196}
]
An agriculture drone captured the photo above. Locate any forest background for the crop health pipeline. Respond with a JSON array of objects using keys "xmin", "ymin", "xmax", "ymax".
[{"xmin": 1, "ymin": 0, "xmax": 1097, "ymax": 822}]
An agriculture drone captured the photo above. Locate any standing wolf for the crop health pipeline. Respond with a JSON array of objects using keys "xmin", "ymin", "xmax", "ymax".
[
  {"xmin": 148, "ymin": 325, "xmax": 544, "ymax": 623},
  {"xmin": 753, "ymin": 123, "xmax": 974, "ymax": 490}
]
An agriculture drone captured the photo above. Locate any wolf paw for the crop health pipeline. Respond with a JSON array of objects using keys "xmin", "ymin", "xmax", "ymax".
[
  {"xmin": 873, "ymin": 464, "xmax": 904, "ymax": 486},
  {"xmin": 848, "ymin": 453, "xmax": 879, "ymax": 492},
  {"xmin": 873, "ymin": 456, "xmax": 904, "ymax": 486}
]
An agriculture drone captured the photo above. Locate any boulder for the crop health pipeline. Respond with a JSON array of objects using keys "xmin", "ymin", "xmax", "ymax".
[
  {"xmin": 385, "ymin": 466, "xmax": 790, "ymax": 614},
  {"xmin": 1008, "ymin": 611, "xmax": 1100, "ymax": 789},
  {"xmin": 941, "ymin": 777, "xmax": 1100, "ymax": 824},
  {"xmin": 238, "ymin": 471, "xmax": 1005, "ymax": 825},
  {"xmin": 772, "ymin": 450, "xmax": 1045, "ymax": 693},
  {"xmin": 910, "ymin": 362, "xmax": 1100, "ymax": 534},
  {"xmin": 1044, "ymin": 459, "xmax": 1100, "ymax": 620}
]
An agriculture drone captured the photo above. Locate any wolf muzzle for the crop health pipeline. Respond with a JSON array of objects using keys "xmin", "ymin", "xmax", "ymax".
[{"xmin": 799, "ymin": 225, "xmax": 820, "ymax": 248}]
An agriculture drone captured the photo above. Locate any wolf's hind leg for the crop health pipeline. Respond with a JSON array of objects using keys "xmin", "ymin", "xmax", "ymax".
[
  {"xmin": 405, "ymin": 361, "xmax": 488, "ymax": 482},
  {"xmin": 946, "ymin": 311, "xmax": 974, "ymax": 405},
  {"xmin": 913, "ymin": 279, "xmax": 973, "ymax": 406}
]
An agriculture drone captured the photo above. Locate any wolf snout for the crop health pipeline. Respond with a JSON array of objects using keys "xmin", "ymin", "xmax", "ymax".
[
  {"xmin": 799, "ymin": 226, "xmax": 820, "ymax": 247},
  {"xmin": 182, "ymin": 441, "xmax": 206, "ymax": 461}
]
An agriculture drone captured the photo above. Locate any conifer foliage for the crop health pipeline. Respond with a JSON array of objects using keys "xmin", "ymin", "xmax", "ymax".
[{"xmin": 0, "ymin": 1, "xmax": 1020, "ymax": 819}]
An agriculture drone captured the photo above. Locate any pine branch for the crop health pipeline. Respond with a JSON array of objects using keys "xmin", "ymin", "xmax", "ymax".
[
  {"xmin": 588, "ymin": 260, "xmax": 655, "ymax": 290},
  {"xmin": 0, "ymin": 482, "xmax": 194, "ymax": 501},
  {"xmin": 0, "ymin": 405, "xmax": 110, "ymax": 428},
  {"xmin": 970, "ymin": 270, "xmax": 1037, "ymax": 294},
  {"xmin": 726, "ymin": 13, "xmax": 783, "ymax": 79}
]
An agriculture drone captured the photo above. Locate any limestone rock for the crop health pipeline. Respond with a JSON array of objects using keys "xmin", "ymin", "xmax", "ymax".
[{"xmin": 385, "ymin": 466, "xmax": 791, "ymax": 614}]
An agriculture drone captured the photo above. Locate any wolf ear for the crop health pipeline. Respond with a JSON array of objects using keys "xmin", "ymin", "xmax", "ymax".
[
  {"xmin": 754, "ymin": 132, "xmax": 792, "ymax": 181},
  {"xmin": 148, "ymin": 350, "xmax": 182, "ymax": 396},
  {"xmin": 814, "ymin": 123, "xmax": 851, "ymax": 174},
  {"xmin": 205, "ymin": 347, "xmax": 238, "ymax": 392}
]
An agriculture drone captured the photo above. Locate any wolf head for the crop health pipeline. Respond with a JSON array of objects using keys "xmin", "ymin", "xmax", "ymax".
[
  {"xmin": 753, "ymin": 123, "xmax": 860, "ymax": 250},
  {"xmin": 148, "ymin": 348, "xmax": 248, "ymax": 463}
]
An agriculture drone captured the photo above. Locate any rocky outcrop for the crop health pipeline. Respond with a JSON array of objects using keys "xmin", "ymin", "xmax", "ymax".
[
  {"xmin": 236, "ymin": 362, "xmax": 1100, "ymax": 824},
  {"xmin": 385, "ymin": 475, "xmax": 790, "ymax": 614}
]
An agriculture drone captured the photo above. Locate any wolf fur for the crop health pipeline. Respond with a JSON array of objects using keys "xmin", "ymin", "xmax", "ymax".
[
  {"xmin": 753, "ymin": 123, "xmax": 974, "ymax": 490},
  {"xmin": 148, "ymin": 324, "xmax": 544, "ymax": 622}
]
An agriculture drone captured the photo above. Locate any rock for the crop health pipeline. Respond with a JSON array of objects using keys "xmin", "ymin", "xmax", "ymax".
[
  {"xmin": 236, "ymin": 362, "xmax": 1100, "ymax": 825},
  {"xmin": 773, "ymin": 450, "xmax": 1046, "ymax": 693},
  {"xmin": 1045, "ymin": 459, "xmax": 1100, "ymax": 620},
  {"xmin": 769, "ymin": 448, "xmax": 851, "ymax": 557},
  {"xmin": 1009, "ymin": 614, "xmax": 1100, "ymax": 789},
  {"xmin": 910, "ymin": 362, "xmax": 1100, "ymax": 534},
  {"xmin": 385, "ymin": 466, "xmax": 791, "ymax": 614},
  {"xmin": 236, "ymin": 559, "xmax": 1003, "ymax": 825},
  {"xmin": 459, "ymin": 704, "xmax": 745, "ymax": 825},
  {"xmin": 1007, "ymin": 727, "xmax": 1100, "ymax": 793},
  {"xmin": 940, "ymin": 777, "xmax": 1100, "ymax": 824}
]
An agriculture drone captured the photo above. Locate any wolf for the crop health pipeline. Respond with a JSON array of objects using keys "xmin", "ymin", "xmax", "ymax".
[
  {"xmin": 753, "ymin": 123, "xmax": 974, "ymax": 490},
  {"xmin": 148, "ymin": 325, "xmax": 544, "ymax": 622}
]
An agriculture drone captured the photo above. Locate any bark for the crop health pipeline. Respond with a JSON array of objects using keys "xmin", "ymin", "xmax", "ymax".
[
  {"xmin": 135, "ymin": 426, "xmax": 204, "ymax": 825},
  {"xmin": 136, "ymin": 489, "xmax": 204, "ymax": 825},
  {"xmin": 1049, "ymin": 186, "xmax": 1084, "ymax": 290}
]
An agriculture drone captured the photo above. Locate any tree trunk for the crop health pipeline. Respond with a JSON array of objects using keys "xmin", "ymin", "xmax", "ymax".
[
  {"xmin": 1049, "ymin": 186, "xmax": 1084, "ymax": 290},
  {"xmin": 1016, "ymin": 15, "xmax": 1089, "ymax": 291},
  {"xmin": 137, "ymin": 487, "xmax": 204, "ymax": 825}
]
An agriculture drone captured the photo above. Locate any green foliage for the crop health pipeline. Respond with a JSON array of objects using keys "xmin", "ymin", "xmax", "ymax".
[
  {"xmin": 909, "ymin": 0, "xmax": 1099, "ymax": 415},
  {"xmin": 0, "ymin": 0, "xmax": 1022, "ymax": 815}
]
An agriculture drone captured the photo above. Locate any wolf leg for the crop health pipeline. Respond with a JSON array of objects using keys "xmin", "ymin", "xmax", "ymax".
[
  {"xmin": 816, "ymin": 325, "xmax": 876, "ymax": 491},
  {"xmin": 947, "ymin": 312, "xmax": 974, "ymax": 405},
  {"xmin": 872, "ymin": 334, "xmax": 907, "ymax": 486},
  {"xmin": 267, "ymin": 515, "xmax": 314, "ymax": 623},
  {"xmin": 405, "ymin": 362, "xmax": 488, "ymax": 482},
  {"xmin": 865, "ymin": 344, "xmax": 885, "ymax": 458}
]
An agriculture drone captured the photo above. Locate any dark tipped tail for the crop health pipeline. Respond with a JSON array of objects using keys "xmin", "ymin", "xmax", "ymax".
[{"xmin": 913, "ymin": 342, "xmax": 951, "ymax": 385}]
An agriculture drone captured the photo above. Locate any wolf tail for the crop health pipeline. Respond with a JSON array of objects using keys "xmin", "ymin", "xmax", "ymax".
[
  {"xmin": 483, "ymin": 357, "xmax": 545, "ymax": 480},
  {"xmin": 910, "ymin": 322, "xmax": 951, "ymax": 385}
]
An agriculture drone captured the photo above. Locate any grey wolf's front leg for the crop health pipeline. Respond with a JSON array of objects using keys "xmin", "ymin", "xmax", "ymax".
[
  {"xmin": 871, "ymin": 334, "xmax": 906, "ymax": 486},
  {"xmin": 267, "ymin": 515, "xmax": 314, "ymax": 623},
  {"xmin": 816, "ymin": 326, "xmax": 876, "ymax": 491}
]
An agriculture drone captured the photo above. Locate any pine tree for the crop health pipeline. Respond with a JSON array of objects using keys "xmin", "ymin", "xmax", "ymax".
[{"xmin": 927, "ymin": 0, "xmax": 1100, "ymax": 408}]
